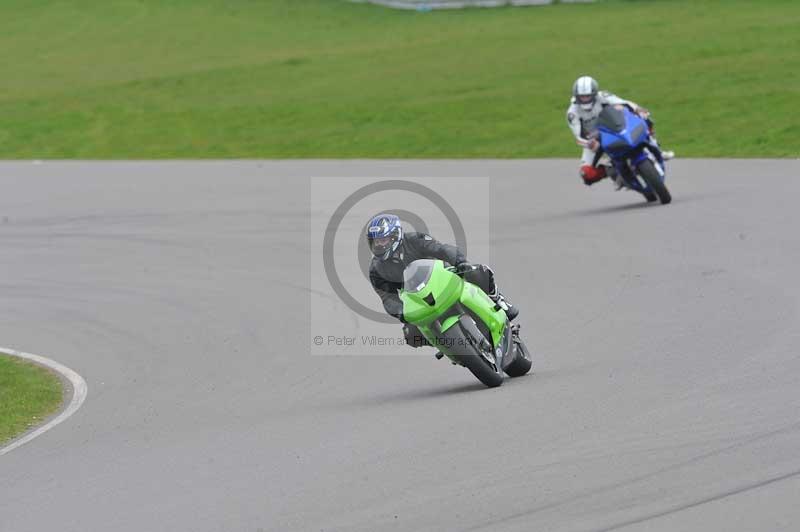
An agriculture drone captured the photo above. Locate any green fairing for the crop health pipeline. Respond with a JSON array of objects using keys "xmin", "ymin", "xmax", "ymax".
[
  {"xmin": 399, "ymin": 261, "xmax": 461, "ymax": 326},
  {"xmin": 399, "ymin": 260, "xmax": 506, "ymax": 348},
  {"xmin": 459, "ymin": 281, "xmax": 506, "ymax": 346}
]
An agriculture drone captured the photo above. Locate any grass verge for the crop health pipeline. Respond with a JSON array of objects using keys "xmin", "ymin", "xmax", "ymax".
[
  {"xmin": 0, "ymin": 353, "xmax": 64, "ymax": 446},
  {"xmin": 0, "ymin": 0, "xmax": 798, "ymax": 157}
]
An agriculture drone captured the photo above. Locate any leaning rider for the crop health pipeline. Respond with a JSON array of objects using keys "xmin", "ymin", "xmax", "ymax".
[
  {"xmin": 567, "ymin": 75, "xmax": 675, "ymax": 186},
  {"xmin": 365, "ymin": 213, "xmax": 517, "ymax": 348}
]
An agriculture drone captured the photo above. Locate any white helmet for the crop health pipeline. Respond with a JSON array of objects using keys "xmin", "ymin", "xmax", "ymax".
[{"xmin": 573, "ymin": 76, "xmax": 599, "ymax": 111}]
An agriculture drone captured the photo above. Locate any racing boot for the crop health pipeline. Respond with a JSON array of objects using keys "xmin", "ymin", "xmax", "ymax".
[
  {"xmin": 650, "ymin": 134, "xmax": 675, "ymax": 160},
  {"xmin": 489, "ymin": 290, "xmax": 519, "ymax": 321},
  {"xmin": 580, "ymin": 164, "xmax": 606, "ymax": 186}
]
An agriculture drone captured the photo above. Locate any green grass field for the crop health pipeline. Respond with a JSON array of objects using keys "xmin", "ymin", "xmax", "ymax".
[
  {"xmin": 0, "ymin": 0, "xmax": 798, "ymax": 158},
  {"xmin": 0, "ymin": 353, "xmax": 63, "ymax": 445}
]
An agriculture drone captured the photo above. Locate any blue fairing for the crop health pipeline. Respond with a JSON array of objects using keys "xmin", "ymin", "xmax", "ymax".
[
  {"xmin": 598, "ymin": 108, "xmax": 650, "ymax": 157},
  {"xmin": 596, "ymin": 106, "xmax": 667, "ymax": 194}
]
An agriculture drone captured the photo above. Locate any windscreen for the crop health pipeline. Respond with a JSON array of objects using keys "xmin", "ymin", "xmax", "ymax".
[
  {"xmin": 403, "ymin": 260, "xmax": 435, "ymax": 293},
  {"xmin": 597, "ymin": 106, "xmax": 626, "ymax": 132}
]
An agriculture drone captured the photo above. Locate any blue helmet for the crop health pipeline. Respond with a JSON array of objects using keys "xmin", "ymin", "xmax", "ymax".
[{"xmin": 366, "ymin": 213, "xmax": 403, "ymax": 260}]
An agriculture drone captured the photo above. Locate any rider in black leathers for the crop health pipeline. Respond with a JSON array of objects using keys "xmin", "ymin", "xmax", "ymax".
[{"xmin": 365, "ymin": 213, "xmax": 517, "ymax": 348}]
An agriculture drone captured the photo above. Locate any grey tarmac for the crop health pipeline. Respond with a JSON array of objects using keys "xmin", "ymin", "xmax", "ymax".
[{"xmin": 1, "ymin": 160, "xmax": 799, "ymax": 532}]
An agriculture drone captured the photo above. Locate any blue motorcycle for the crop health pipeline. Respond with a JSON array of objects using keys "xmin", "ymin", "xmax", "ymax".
[{"xmin": 592, "ymin": 105, "xmax": 671, "ymax": 204}]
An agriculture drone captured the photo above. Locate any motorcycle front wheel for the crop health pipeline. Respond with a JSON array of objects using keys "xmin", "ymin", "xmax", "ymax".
[
  {"xmin": 638, "ymin": 159, "xmax": 671, "ymax": 204},
  {"xmin": 440, "ymin": 317, "xmax": 503, "ymax": 388}
]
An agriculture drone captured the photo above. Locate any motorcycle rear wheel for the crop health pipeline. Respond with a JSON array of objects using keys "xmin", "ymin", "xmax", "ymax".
[{"xmin": 504, "ymin": 336, "xmax": 533, "ymax": 378}]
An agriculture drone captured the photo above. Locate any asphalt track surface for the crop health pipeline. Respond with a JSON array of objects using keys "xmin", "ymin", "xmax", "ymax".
[{"xmin": 1, "ymin": 160, "xmax": 799, "ymax": 532}]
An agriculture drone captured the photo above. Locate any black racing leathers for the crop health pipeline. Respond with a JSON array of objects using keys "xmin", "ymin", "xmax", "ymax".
[{"xmin": 369, "ymin": 232, "xmax": 466, "ymax": 322}]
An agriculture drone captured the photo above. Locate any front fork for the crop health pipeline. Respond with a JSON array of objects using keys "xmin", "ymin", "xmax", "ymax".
[
  {"xmin": 428, "ymin": 313, "xmax": 511, "ymax": 371},
  {"xmin": 614, "ymin": 145, "xmax": 666, "ymax": 190}
]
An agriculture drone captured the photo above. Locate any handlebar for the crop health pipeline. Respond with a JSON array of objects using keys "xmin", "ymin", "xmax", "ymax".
[{"xmin": 446, "ymin": 263, "xmax": 478, "ymax": 275}]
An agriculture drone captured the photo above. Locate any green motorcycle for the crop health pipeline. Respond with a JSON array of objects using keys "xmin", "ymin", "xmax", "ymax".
[{"xmin": 399, "ymin": 260, "xmax": 533, "ymax": 387}]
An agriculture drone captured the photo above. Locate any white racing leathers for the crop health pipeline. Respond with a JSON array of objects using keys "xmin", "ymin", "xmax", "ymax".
[{"xmin": 565, "ymin": 91, "xmax": 640, "ymax": 166}]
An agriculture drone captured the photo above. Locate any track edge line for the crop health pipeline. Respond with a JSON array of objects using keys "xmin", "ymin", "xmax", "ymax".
[{"xmin": 0, "ymin": 347, "xmax": 88, "ymax": 456}]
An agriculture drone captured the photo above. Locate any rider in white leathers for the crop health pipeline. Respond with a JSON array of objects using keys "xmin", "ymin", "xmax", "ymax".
[{"xmin": 566, "ymin": 76, "xmax": 674, "ymax": 186}]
